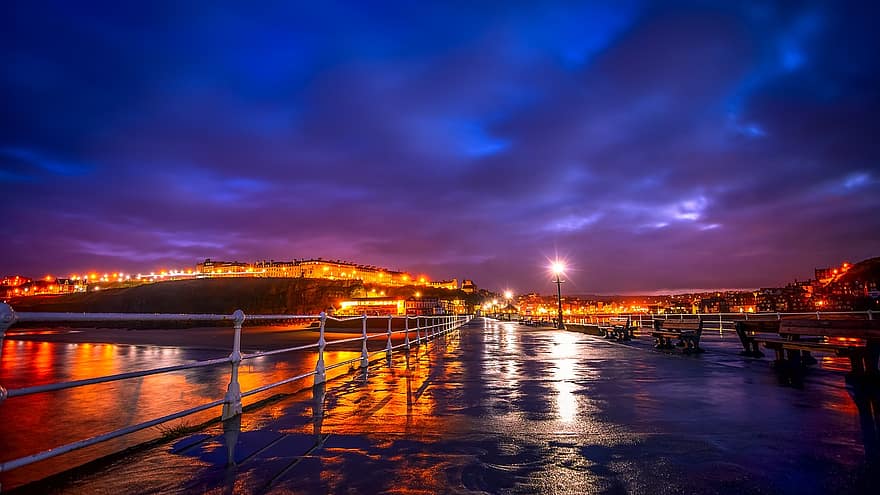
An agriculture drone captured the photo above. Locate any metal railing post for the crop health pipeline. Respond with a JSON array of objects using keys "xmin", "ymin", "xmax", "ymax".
[
  {"xmin": 360, "ymin": 313, "xmax": 369, "ymax": 368},
  {"xmin": 315, "ymin": 312, "xmax": 327, "ymax": 385},
  {"xmin": 0, "ymin": 303, "xmax": 16, "ymax": 405},
  {"xmin": 404, "ymin": 316, "xmax": 411, "ymax": 349},
  {"xmin": 221, "ymin": 309, "xmax": 245, "ymax": 421},
  {"xmin": 415, "ymin": 316, "xmax": 421, "ymax": 345},
  {"xmin": 869, "ymin": 310, "xmax": 874, "ymax": 321},
  {"xmin": 386, "ymin": 315, "xmax": 393, "ymax": 359}
]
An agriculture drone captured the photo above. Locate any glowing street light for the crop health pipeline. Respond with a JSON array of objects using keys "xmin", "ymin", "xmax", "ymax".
[
  {"xmin": 504, "ymin": 290, "xmax": 513, "ymax": 300},
  {"xmin": 550, "ymin": 260, "xmax": 566, "ymax": 329}
]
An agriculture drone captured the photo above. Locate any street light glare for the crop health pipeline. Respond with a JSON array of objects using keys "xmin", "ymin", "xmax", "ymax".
[
  {"xmin": 551, "ymin": 261, "xmax": 566, "ymax": 275},
  {"xmin": 504, "ymin": 290, "xmax": 513, "ymax": 300}
]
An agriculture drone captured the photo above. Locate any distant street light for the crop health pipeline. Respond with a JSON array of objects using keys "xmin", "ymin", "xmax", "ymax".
[
  {"xmin": 503, "ymin": 290, "xmax": 514, "ymax": 321},
  {"xmin": 551, "ymin": 261, "xmax": 565, "ymax": 329}
]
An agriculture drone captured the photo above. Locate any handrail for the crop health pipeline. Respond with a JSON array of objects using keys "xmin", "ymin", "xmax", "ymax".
[
  {"xmin": 499, "ymin": 310, "xmax": 873, "ymax": 333},
  {"xmin": 0, "ymin": 303, "xmax": 473, "ymax": 475},
  {"xmin": 506, "ymin": 310, "xmax": 872, "ymax": 325},
  {"xmin": 7, "ymin": 356, "xmax": 233, "ymax": 398}
]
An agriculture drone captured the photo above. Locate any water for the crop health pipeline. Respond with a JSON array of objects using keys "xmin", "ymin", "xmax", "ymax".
[{"xmin": 0, "ymin": 332, "xmax": 365, "ymax": 490}]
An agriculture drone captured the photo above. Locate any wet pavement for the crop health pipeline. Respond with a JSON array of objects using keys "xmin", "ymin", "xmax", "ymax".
[{"xmin": 19, "ymin": 318, "xmax": 880, "ymax": 494}]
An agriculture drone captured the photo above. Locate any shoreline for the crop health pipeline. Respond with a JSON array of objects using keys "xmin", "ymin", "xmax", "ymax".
[{"xmin": 3, "ymin": 323, "xmax": 418, "ymax": 353}]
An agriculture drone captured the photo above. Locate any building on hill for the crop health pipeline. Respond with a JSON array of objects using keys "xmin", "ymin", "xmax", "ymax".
[
  {"xmin": 428, "ymin": 279, "xmax": 458, "ymax": 290},
  {"xmin": 196, "ymin": 258, "xmax": 251, "ymax": 275},
  {"xmin": 195, "ymin": 258, "xmax": 422, "ymax": 286},
  {"xmin": 461, "ymin": 279, "xmax": 476, "ymax": 293},
  {"xmin": 297, "ymin": 259, "xmax": 411, "ymax": 285},
  {"xmin": 254, "ymin": 260, "xmax": 299, "ymax": 277}
]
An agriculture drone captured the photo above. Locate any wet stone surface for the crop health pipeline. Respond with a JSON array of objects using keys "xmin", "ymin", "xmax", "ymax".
[{"xmin": 28, "ymin": 319, "xmax": 880, "ymax": 494}]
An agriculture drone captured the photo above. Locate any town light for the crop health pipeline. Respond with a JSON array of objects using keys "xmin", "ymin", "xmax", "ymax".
[
  {"xmin": 504, "ymin": 290, "xmax": 513, "ymax": 300},
  {"xmin": 549, "ymin": 259, "xmax": 566, "ymax": 330}
]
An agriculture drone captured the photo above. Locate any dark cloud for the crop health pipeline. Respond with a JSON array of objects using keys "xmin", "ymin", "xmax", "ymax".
[{"xmin": 2, "ymin": 1, "xmax": 878, "ymax": 293}]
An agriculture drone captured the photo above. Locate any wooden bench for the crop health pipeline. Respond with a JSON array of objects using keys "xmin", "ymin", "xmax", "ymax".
[
  {"xmin": 753, "ymin": 319, "xmax": 880, "ymax": 381},
  {"xmin": 599, "ymin": 316, "xmax": 633, "ymax": 341},
  {"xmin": 651, "ymin": 317, "xmax": 704, "ymax": 353},
  {"xmin": 734, "ymin": 320, "xmax": 781, "ymax": 357}
]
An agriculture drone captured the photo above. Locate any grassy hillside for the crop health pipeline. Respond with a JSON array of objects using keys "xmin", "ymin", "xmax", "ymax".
[
  {"xmin": 839, "ymin": 257, "xmax": 880, "ymax": 285},
  {"xmin": 8, "ymin": 278, "xmax": 361, "ymax": 315}
]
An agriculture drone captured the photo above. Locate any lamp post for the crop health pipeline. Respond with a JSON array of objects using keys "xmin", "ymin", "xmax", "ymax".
[
  {"xmin": 504, "ymin": 290, "xmax": 513, "ymax": 321},
  {"xmin": 551, "ymin": 261, "xmax": 565, "ymax": 329}
]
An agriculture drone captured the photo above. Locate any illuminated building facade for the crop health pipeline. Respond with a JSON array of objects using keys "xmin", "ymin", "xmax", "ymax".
[
  {"xmin": 406, "ymin": 296, "xmax": 442, "ymax": 316},
  {"xmin": 199, "ymin": 258, "xmax": 430, "ymax": 286},
  {"xmin": 428, "ymin": 279, "xmax": 459, "ymax": 290},
  {"xmin": 195, "ymin": 259, "xmax": 251, "ymax": 275},
  {"xmin": 337, "ymin": 298, "xmax": 406, "ymax": 316}
]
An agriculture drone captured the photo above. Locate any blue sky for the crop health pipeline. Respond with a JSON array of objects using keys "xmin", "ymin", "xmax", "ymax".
[{"xmin": 2, "ymin": 0, "xmax": 879, "ymax": 293}]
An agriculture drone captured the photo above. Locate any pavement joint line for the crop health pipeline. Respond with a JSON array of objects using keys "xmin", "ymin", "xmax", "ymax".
[
  {"xmin": 236, "ymin": 432, "xmax": 288, "ymax": 466},
  {"xmin": 413, "ymin": 376, "xmax": 432, "ymax": 402},
  {"xmin": 360, "ymin": 394, "xmax": 395, "ymax": 421},
  {"xmin": 174, "ymin": 433, "xmax": 216, "ymax": 456},
  {"xmin": 259, "ymin": 433, "xmax": 330, "ymax": 494}
]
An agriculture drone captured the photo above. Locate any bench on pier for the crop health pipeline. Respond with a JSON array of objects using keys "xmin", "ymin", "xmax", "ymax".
[
  {"xmin": 520, "ymin": 318, "xmax": 550, "ymax": 327},
  {"xmin": 753, "ymin": 319, "xmax": 880, "ymax": 382},
  {"xmin": 599, "ymin": 316, "xmax": 633, "ymax": 341},
  {"xmin": 651, "ymin": 317, "xmax": 704, "ymax": 353},
  {"xmin": 734, "ymin": 320, "xmax": 781, "ymax": 357}
]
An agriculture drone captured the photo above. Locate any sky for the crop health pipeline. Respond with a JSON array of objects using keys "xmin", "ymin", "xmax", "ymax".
[{"xmin": 2, "ymin": 0, "xmax": 879, "ymax": 295}]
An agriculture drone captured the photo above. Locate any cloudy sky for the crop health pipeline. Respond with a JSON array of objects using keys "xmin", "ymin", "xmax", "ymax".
[{"xmin": 3, "ymin": 1, "xmax": 878, "ymax": 294}]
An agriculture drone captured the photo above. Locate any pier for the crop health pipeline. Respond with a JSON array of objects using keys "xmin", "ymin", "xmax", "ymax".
[{"xmin": 1, "ymin": 310, "xmax": 879, "ymax": 493}]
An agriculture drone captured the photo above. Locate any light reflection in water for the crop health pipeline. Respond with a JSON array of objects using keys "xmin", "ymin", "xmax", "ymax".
[
  {"xmin": 0, "ymin": 337, "xmax": 344, "ymax": 490},
  {"xmin": 551, "ymin": 332, "xmax": 580, "ymax": 423}
]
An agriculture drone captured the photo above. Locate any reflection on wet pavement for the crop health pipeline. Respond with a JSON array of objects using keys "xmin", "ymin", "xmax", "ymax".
[{"xmin": 14, "ymin": 319, "xmax": 880, "ymax": 494}]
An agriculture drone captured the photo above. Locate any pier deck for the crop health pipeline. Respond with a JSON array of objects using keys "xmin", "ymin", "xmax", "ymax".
[{"xmin": 20, "ymin": 318, "xmax": 880, "ymax": 494}]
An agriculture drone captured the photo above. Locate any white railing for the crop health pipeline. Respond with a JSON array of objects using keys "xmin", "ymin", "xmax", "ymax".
[
  {"xmin": 0, "ymin": 303, "xmax": 472, "ymax": 475},
  {"xmin": 505, "ymin": 310, "xmax": 873, "ymax": 332}
]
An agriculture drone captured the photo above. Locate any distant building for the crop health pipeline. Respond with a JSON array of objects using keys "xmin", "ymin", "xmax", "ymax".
[
  {"xmin": 440, "ymin": 298, "xmax": 467, "ymax": 315},
  {"xmin": 195, "ymin": 258, "xmax": 422, "ymax": 285},
  {"xmin": 196, "ymin": 258, "xmax": 251, "ymax": 275},
  {"xmin": 337, "ymin": 297, "xmax": 405, "ymax": 316},
  {"xmin": 461, "ymin": 280, "xmax": 476, "ymax": 293},
  {"xmin": 428, "ymin": 279, "xmax": 458, "ymax": 290},
  {"xmin": 699, "ymin": 295, "xmax": 730, "ymax": 313},
  {"xmin": 406, "ymin": 296, "xmax": 441, "ymax": 315},
  {"xmin": 1, "ymin": 275, "xmax": 31, "ymax": 287},
  {"xmin": 292, "ymin": 259, "xmax": 412, "ymax": 285},
  {"xmin": 815, "ymin": 267, "xmax": 833, "ymax": 283},
  {"xmin": 254, "ymin": 260, "xmax": 299, "ymax": 278}
]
